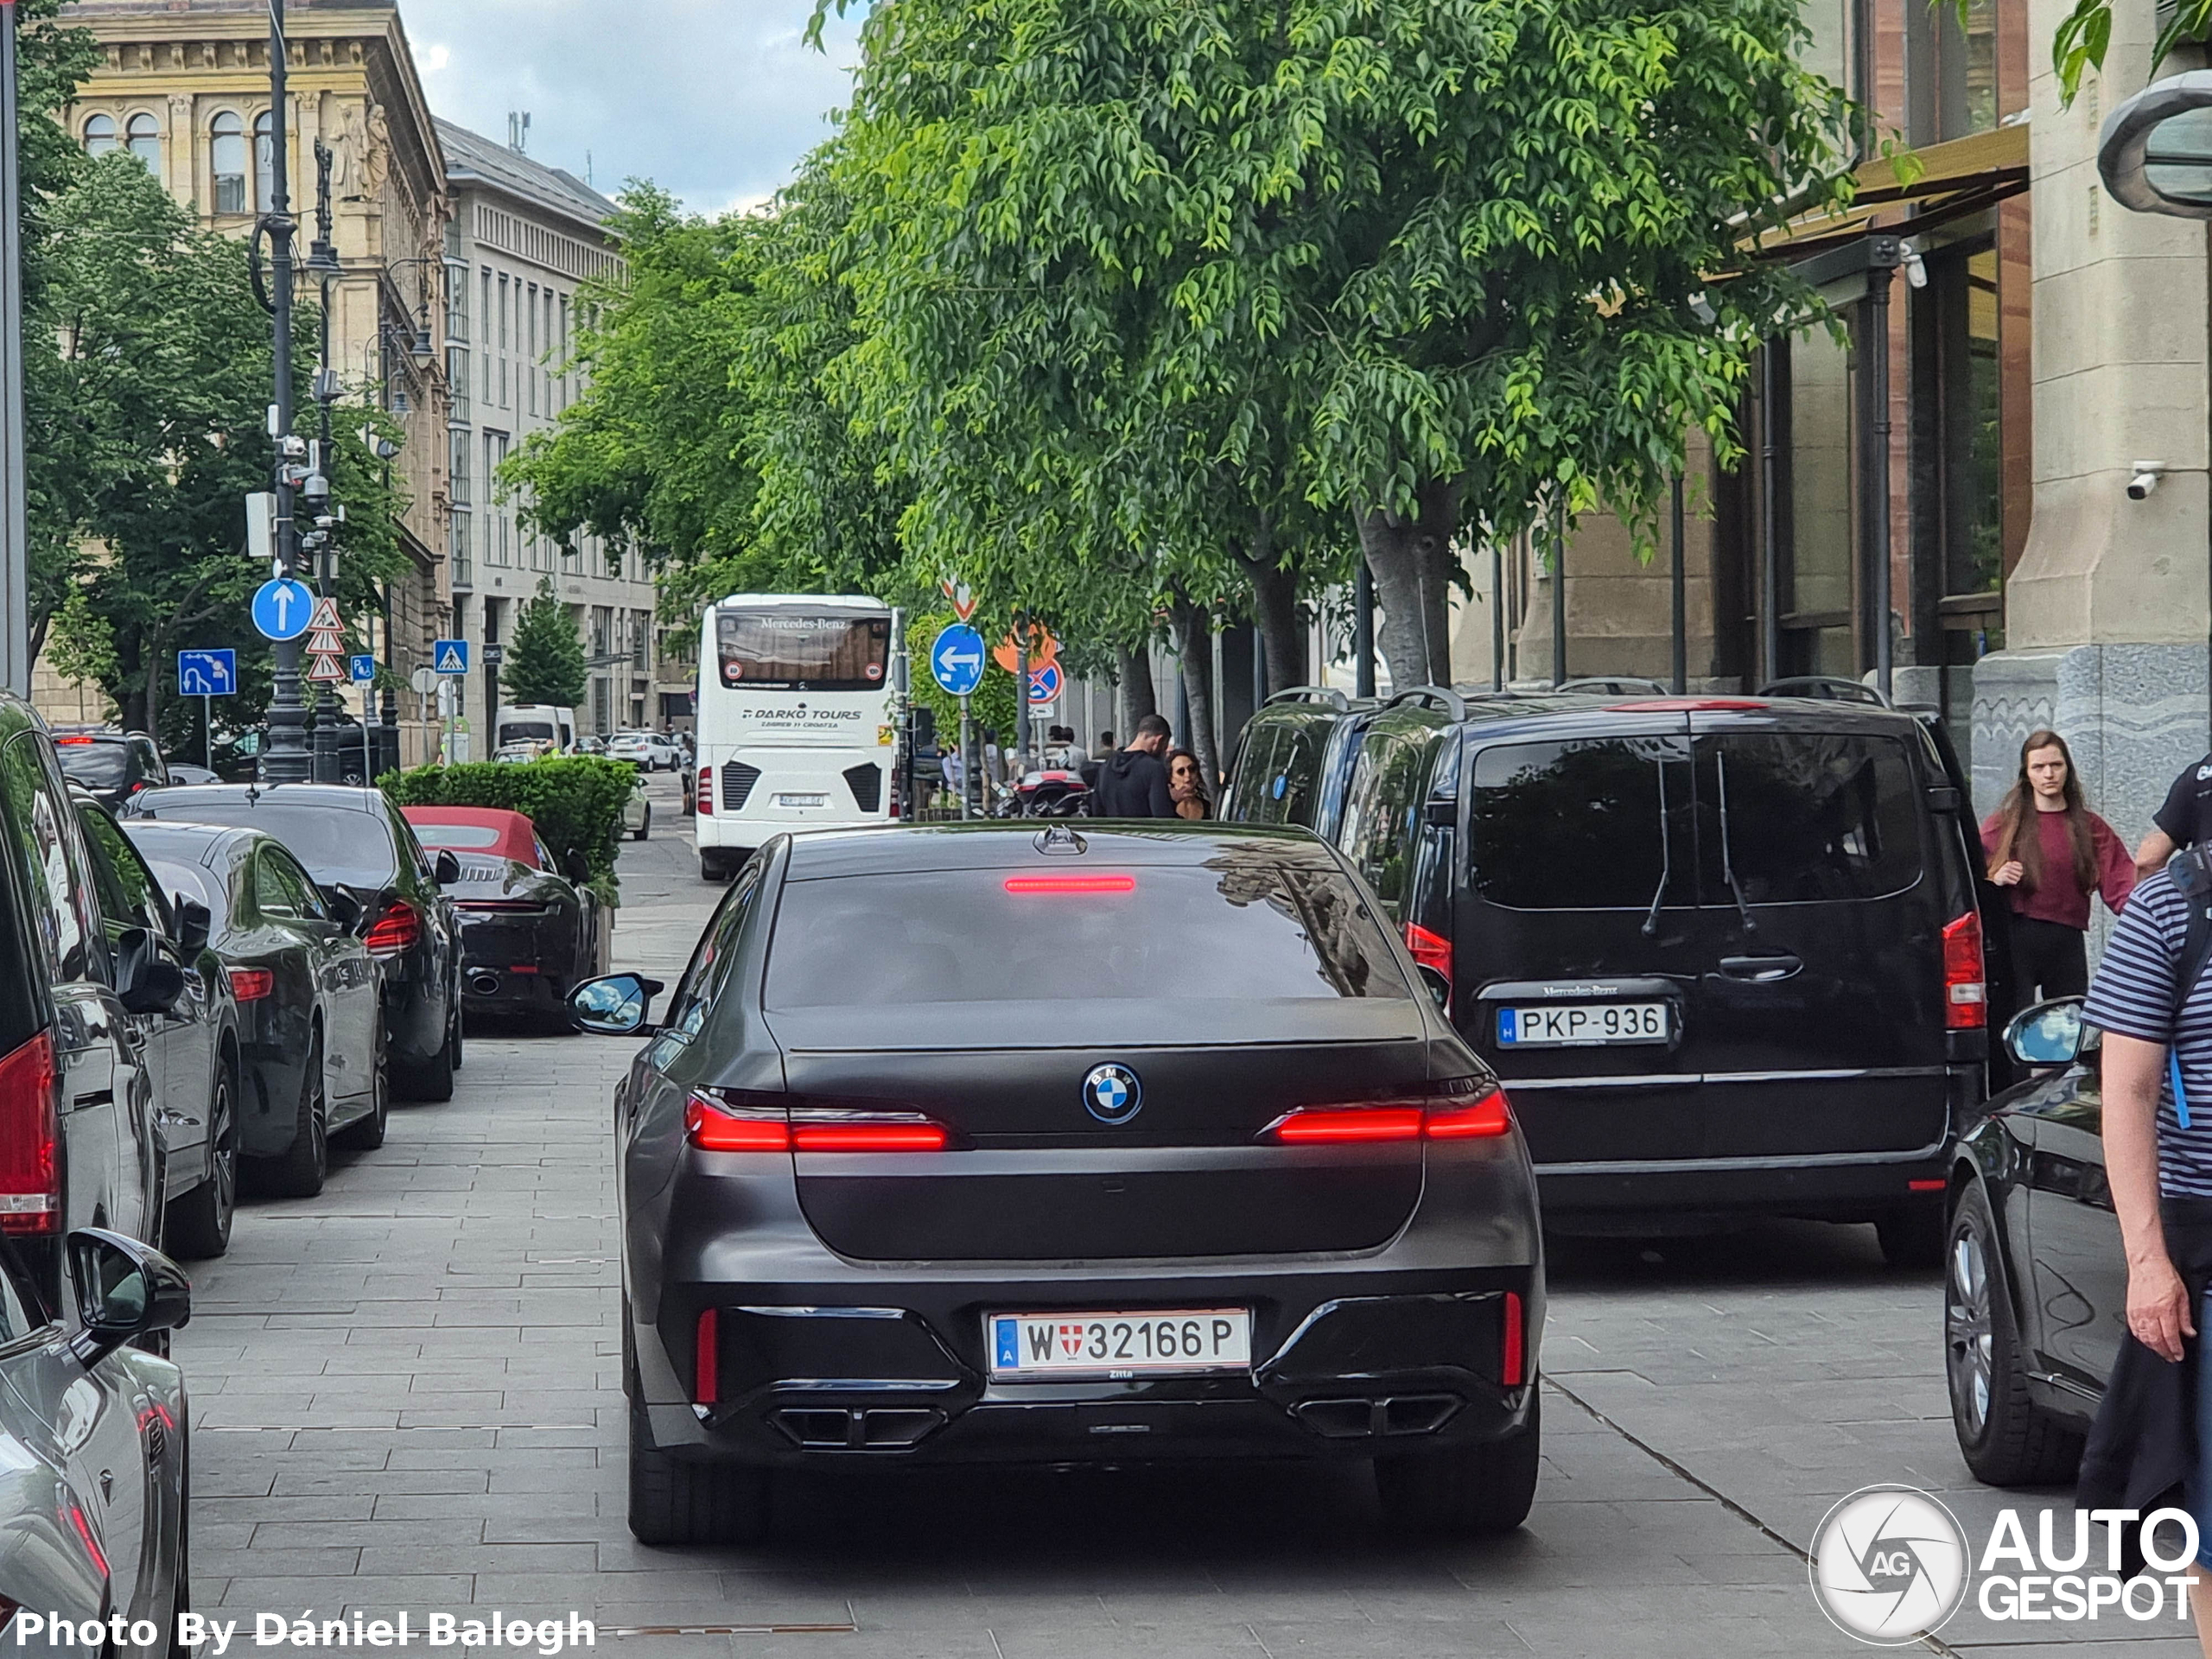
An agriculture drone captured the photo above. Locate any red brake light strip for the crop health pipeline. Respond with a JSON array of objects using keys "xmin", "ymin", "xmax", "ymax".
[
  {"xmin": 1003, "ymin": 874, "xmax": 1136, "ymax": 894},
  {"xmin": 1268, "ymin": 1090, "xmax": 1511, "ymax": 1145},
  {"xmin": 683, "ymin": 1096, "xmax": 949, "ymax": 1154}
]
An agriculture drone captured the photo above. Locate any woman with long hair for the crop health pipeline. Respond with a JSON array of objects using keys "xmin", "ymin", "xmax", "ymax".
[
  {"xmin": 1166, "ymin": 748, "xmax": 1211, "ymax": 821},
  {"xmin": 1980, "ymin": 729, "xmax": 2136, "ymax": 1001}
]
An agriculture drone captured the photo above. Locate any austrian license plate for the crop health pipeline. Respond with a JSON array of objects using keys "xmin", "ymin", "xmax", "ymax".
[
  {"xmin": 775, "ymin": 792, "xmax": 827, "ymax": 807},
  {"xmin": 988, "ymin": 1309, "xmax": 1252, "ymax": 1377},
  {"xmin": 1498, "ymin": 1001, "xmax": 1671, "ymax": 1047}
]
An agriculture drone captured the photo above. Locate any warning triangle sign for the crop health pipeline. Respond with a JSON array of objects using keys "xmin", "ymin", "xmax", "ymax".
[
  {"xmin": 306, "ymin": 653, "xmax": 347, "ymax": 683},
  {"xmin": 309, "ymin": 596, "xmax": 342, "ymax": 631},
  {"xmin": 305, "ymin": 628, "xmax": 346, "ymax": 655}
]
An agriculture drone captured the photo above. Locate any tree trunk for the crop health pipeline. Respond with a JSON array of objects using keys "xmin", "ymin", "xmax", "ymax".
[
  {"xmin": 1115, "ymin": 641, "xmax": 1156, "ymax": 740},
  {"xmin": 1236, "ymin": 519, "xmax": 1306, "ymax": 693},
  {"xmin": 1356, "ymin": 478, "xmax": 1463, "ymax": 690},
  {"xmin": 1168, "ymin": 591, "xmax": 1220, "ymax": 787}
]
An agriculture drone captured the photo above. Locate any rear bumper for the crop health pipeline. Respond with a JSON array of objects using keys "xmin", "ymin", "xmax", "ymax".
[{"xmin": 636, "ymin": 1272, "xmax": 1538, "ymax": 1469}]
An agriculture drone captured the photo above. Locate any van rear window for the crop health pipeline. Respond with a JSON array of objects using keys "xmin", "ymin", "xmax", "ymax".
[
  {"xmin": 766, "ymin": 857, "xmax": 1410, "ymax": 1007},
  {"xmin": 1469, "ymin": 738, "xmax": 1685, "ymax": 911},
  {"xmin": 1697, "ymin": 733, "xmax": 1920, "ymax": 904}
]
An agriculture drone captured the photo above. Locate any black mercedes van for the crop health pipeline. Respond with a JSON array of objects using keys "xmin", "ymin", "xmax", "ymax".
[
  {"xmin": 1326, "ymin": 686, "xmax": 2012, "ymax": 1266},
  {"xmin": 1220, "ymin": 687, "xmax": 1382, "ymax": 836}
]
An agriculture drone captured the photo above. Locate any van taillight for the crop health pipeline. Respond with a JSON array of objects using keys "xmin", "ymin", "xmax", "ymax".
[
  {"xmin": 362, "ymin": 901, "xmax": 420, "ymax": 957},
  {"xmin": 0, "ymin": 1033, "xmax": 60, "ymax": 1236},
  {"xmin": 696, "ymin": 767, "xmax": 714, "ymax": 816},
  {"xmin": 1942, "ymin": 912, "xmax": 1986, "ymax": 1029},
  {"xmin": 1402, "ymin": 921, "xmax": 1452, "ymax": 979}
]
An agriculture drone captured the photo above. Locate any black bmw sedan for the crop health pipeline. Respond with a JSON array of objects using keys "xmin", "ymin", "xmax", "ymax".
[
  {"xmin": 125, "ymin": 784, "xmax": 464, "ymax": 1101},
  {"xmin": 125, "ymin": 820, "xmax": 387, "ymax": 1198},
  {"xmin": 1944, "ymin": 995, "xmax": 2113, "ymax": 1484},
  {"xmin": 570, "ymin": 822, "xmax": 1544, "ymax": 1546}
]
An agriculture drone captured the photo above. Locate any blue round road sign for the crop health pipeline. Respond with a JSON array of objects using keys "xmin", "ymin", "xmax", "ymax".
[
  {"xmin": 930, "ymin": 624, "xmax": 986, "ymax": 697},
  {"xmin": 251, "ymin": 578, "xmax": 315, "ymax": 642}
]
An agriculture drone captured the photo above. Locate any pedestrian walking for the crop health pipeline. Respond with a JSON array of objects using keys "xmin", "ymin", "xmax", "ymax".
[
  {"xmin": 1091, "ymin": 714, "xmax": 1176, "ymax": 817},
  {"xmin": 1980, "ymin": 729, "xmax": 2134, "ymax": 1001},
  {"xmin": 2075, "ymin": 840, "xmax": 2212, "ymax": 1643},
  {"xmin": 2137, "ymin": 751, "xmax": 2212, "ymax": 880},
  {"xmin": 1167, "ymin": 747, "xmax": 1211, "ymax": 821}
]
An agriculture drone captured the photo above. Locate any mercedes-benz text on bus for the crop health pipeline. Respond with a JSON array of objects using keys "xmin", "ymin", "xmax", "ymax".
[{"xmin": 693, "ymin": 594, "xmax": 897, "ymax": 880}]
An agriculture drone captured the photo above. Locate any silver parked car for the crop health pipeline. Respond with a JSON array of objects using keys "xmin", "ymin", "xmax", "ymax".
[{"xmin": 0, "ymin": 1228, "xmax": 194, "ymax": 1656}]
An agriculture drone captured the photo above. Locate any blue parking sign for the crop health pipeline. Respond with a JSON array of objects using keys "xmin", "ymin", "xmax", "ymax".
[{"xmin": 349, "ymin": 654, "xmax": 377, "ymax": 685}]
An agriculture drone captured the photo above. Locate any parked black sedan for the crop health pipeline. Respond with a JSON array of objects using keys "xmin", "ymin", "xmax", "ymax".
[
  {"xmin": 401, "ymin": 806, "xmax": 603, "ymax": 1029},
  {"xmin": 571, "ymin": 822, "xmax": 1544, "ymax": 1546},
  {"xmin": 124, "ymin": 820, "xmax": 387, "ymax": 1199},
  {"xmin": 124, "ymin": 784, "xmax": 464, "ymax": 1101},
  {"xmin": 1945, "ymin": 996, "xmax": 2111, "ymax": 1484},
  {"xmin": 73, "ymin": 796, "xmax": 242, "ymax": 1256},
  {"xmin": 50, "ymin": 727, "xmax": 169, "ymax": 810}
]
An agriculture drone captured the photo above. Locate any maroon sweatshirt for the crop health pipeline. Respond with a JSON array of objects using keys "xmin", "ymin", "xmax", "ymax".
[{"xmin": 1978, "ymin": 807, "xmax": 2135, "ymax": 930}]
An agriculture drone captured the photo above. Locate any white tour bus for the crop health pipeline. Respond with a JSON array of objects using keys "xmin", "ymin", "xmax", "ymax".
[{"xmin": 692, "ymin": 594, "xmax": 899, "ymax": 880}]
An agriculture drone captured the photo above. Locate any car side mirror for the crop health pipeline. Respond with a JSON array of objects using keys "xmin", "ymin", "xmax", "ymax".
[
  {"xmin": 66, "ymin": 1227, "xmax": 190, "ymax": 1368},
  {"xmin": 1414, "ymin": 963, "xmax": 1452, "ymax": 1013},
  {"xmin": 433, "ymin": 849, "xmax": 462, "ymax": 886},
  {"xmin": 114, "ymin": 926, "xmax": 186, "ymax": 1017},
  {"xmin": 568, "ymin": 972, "xmax": 664, "ymax": 1035},
  {"xmin": 171, "ymin": 895, "xmax": 211, "ymax": 955},
  {"xmin": 563, "ymin": 849, "xmax": 592, "ymax": 885},
  {"xmin": 2004, "ymin": 997, "xmax": 2087, "ymax": 1070}
]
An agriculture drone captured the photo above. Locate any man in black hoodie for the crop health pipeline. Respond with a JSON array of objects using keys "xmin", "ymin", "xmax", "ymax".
[{"xmin": 1090, "ymin": 714, "xmax": 1176, "ymax": 817}]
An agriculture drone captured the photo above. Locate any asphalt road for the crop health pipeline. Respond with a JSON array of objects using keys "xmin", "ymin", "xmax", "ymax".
[{"xmin": 170, "ymin": 776, "xmax": 2195, "ymax": 1657}]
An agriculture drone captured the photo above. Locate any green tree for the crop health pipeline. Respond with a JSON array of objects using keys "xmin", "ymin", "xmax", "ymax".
[
  {"xmin": 502, "ymin": 579, "xmax": 587, "ymax": 709},
  {"xmin": 2050, "ymin": 0, "xmax": 2205, "ymax": 102}
]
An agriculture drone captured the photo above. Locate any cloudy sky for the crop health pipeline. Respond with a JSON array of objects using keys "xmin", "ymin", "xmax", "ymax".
[{"xmin": 399, "ymin": 1, "xmax": 870, "ymax": 214}]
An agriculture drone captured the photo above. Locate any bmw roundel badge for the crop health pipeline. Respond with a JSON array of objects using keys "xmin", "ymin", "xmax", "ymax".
[{"xmin": 1082, "ymin": 1063, "xmax": 1143, "ymax": 1125}]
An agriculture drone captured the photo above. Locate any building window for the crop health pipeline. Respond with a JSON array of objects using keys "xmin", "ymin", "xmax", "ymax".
[
  {"xmin": 83, "ymin": 114, "xmax": 117, "ymax": 156},
  {"xmin": 125, "ymin": 114, "xmax": 160, "ymax": 169},
  {"xmin": 526, "ymin": 282, "xmax": 538, "ymax": 416},
  {"xmin": 450, "ymin": 511, "xmax": 472, "ymax": 588},
  {"xmin": 444, "ymin": 260, "xmax": 468, "ymax": 344},
  {"xmin": 447, "ymin": 346, "xmax": 470, "ymax": 422},
  {"xmin": 480, "ymin": 269, "xmax": 493, "ymax": 402},
  {"xmin": 211, "ymin": 111, "xmax": 247, "ymax": 213},
  {"xmin": 631, "ymin": 611, "xmax": 650, "ymax": 670},
  {"xmin": 253, "ymin": 110, "xmax": 275, "ymax": 212},
  {"xmin": 448, "ymin": 429, "xmax": 471, "ymax": 506}
]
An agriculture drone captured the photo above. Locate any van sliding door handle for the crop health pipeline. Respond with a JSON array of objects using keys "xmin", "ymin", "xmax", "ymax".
[{"xmin": 1717, "ymin": 954, "xmax": 1802, "ymax": 982}]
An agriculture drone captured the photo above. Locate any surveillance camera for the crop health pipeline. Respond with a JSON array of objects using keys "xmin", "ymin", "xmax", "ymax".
[
  {"xmin": 2128, "ymin": 461, "xmax": 2167, "ymax": 501},
  {"xmin": 302, "ymin": 472, "xmax": 330, "ymax": 502},
  {"xmin": 280, "ymin": 434, "xmax": 308, "ymax": 459}
]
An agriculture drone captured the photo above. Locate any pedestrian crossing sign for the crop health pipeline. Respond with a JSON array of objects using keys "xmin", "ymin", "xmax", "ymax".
[{"xmin": 433, "ymin": 639, "xmax": 469, "ymax": 675}]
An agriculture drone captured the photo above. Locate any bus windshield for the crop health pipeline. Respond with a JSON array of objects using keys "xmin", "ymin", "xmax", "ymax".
[{"xmin": 715, "ymin": 613, "xmax": 889, "ymax": 692}]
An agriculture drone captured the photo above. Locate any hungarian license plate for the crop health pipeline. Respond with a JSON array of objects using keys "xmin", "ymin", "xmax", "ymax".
[
  {"xmin": 775, "ymin": 792, "xmax": 827, "ymax": 808},
  {"xmin": 1498, "ymin": 1001, "xmax": 1671, "ymax": 1046},
  {"xmin": 988, "ymin": 1309, "xmax": 1252, "ymax": 1377}
]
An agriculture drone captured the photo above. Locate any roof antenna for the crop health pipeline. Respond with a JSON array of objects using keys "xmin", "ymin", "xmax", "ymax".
[{"xmin": 507, "ymin": 111, "xmax": 531, "ymax": 153}]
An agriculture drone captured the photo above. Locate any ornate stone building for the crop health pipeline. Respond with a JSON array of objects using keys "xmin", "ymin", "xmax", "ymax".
[{"xmin": 52, "ymin": 0, "xmax": 452, "ymax": 759}]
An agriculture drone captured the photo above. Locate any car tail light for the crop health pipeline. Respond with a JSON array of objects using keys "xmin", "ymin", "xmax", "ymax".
[
  {"xmin": 1003, "ymin": 874, "xmax": 1135, "ymax": 895},
  {"xmin": 1266, "ymin": 1085, "xmax": 1511, "ymax": 1145},
  {"xmin": 362, "ymin": 901, "xmax": 421, "ymax": 958},
  {"xmin": 53, "ymin": 735, "xmax": 91, "ymax": 745},
  {"xmin": 1402, "ymin": 921, "xmax": 1452, "ymax": 978},
  {"xmin": 1502, "ymin": 1290, "xmax": 1525, "ymax": 1387},
  {"xmin": 0, "ymin": 1033, "xmax": 57, "ymax": 1236},
  {"xmin": 1942, "ymin": 912, "xmax": 1985, "ymax": 1029},
  {"xmin": 65, "ymin": 1503, "xmax": 105, "ymax": 1578},
  {"xmin": 695, "ymin": 1307, "xmax": 719, "ymax": 1405},
  {"xmin": 683, "ymin": 1091, "xmax": 950, "ymax": 1154},
  {"xmin": 226, "ymin": 968, "xmax": 275, "ymax": 1001},
  {"xmin": 696, "ymin": 767, "xmax": 714, "ymax": 815}
]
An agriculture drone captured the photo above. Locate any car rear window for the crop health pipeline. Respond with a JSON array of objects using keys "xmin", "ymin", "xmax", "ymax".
[
  {"xmin": 52, "ymin": 740, "xmax": 129, "ymax": 789},
  {"xmin": 765, "ymin": 859, "xmax": 1412, "ymax": 1008},
  {"xmin": 134, "ymin": 798, "xmax": 398, "ymax": 890},
  {"xmin": 1696, "ymin": 733, "xmax": 1921, "ymax": 904},
  {"xmin": 408, "ymin": 823, "xmax": 502, "ymax": 850},
  {"xmin": 1470, "ymin": 736, "xmax": 1688, "ymax": 910}
]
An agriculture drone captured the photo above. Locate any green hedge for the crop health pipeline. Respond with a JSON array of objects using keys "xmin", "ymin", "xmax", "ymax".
[{"xmin": 381, "ymin": 757, "xmax": 636, "ymax": 904}]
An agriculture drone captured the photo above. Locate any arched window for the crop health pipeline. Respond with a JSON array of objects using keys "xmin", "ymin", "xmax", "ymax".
[
  {"xmin": 124, "ymin": 113, "xmax": 159, "ymax": 169},
  {"xmin": 211, "ymin": 111, "xmax": 246, "ymax": 213},
  {"xmin": 253, "ymin": 110, "xmax": 274, "ymax": 212},
  {"xmin": 82, "ymin": 114, "xmax": 116, "ymax": 156}
]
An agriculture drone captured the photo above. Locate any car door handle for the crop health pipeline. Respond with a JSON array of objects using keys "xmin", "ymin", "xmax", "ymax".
[{"xmin": 1717, "ymin": 953, "xmax": 1802, "ymax": 982}]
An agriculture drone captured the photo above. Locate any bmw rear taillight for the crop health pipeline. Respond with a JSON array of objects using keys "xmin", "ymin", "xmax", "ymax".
[
  {"xmin": 1402, "ymin": 921, "xmax": 1452, "ymax": 979},
  {"xmin": 1266, "ymin": 1084, "xmax": 1511, "ymax": 1145},
  {"xmin": 363, "ymin": 901, "xmax": 421, "ymax": 958},
  {"xmin": 0, "ymin": 1032, "xmax": 58, "ymax": 1236},
  {"xmin": 1502, "ymin": 1290, "xmax": 1525, "ymax": 1387},
  {"xmin": 1942, "ymin": 912, "xmax": 1985, "ymax": 1029},
  {"xmin": 683, "ymin": 1091, "xmax": 950, "ymax": 1153},
  {"xmin": 226, "ymin": 968, "xmax": 274, "ymax": 1001},
  {"xmin": 696, "ymin": 767, "xmax": 715, "ymax": 815}
]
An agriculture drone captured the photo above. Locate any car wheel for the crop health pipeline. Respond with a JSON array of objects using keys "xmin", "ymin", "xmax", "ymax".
[
  {"xmin": 450, "ymin": 990, "xmax": 465, "ymax": 1072},
  {"xmin": 700, "ymin": 852, "xmax": 726, "ymax": 882},
  {"xmin": 258, "ymin": 1031, "xmax": 328, "ymax": 1198},
  {"xmin": 164, "ymin": 1064, "xmax": 236, "ymax": 1259},
  {"xmin": 333, "ymin": 1023, "xmax": 389, "ymax": 1151},
  {"xmin": 626, "ymin": 1394, "xmax": 768, "ymax": 1546},
  {"xmin": 633, "ymin": 807, "xmax": 650, "ymax": 842},
  {"xmin": 1878, "ymin": 1205, "xmax": 1946, "ymax": 1269},
  {"xmin": 1946, "ymin": 1180, "xmax": 2082, "ymax": 1484},
  {"xmin": 1374, "ymin": 1394, "xmax": 1541, "ymax": 1536},
  {"xmin": 397, "ymin": 998, "xmax": 457, "ymax": 1103}
]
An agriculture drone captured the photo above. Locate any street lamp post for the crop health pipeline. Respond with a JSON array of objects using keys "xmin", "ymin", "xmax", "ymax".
[
  {"xmin": 306, "ymin": 139, "xmax": 342, "ymax": 783},
  {"xmin": 260, "ymin": 0, "xmax": 310, "ymax": 783},
  {"xmin": 0, "ymin": 1, "xmax": 27, "ymax": 698}
]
